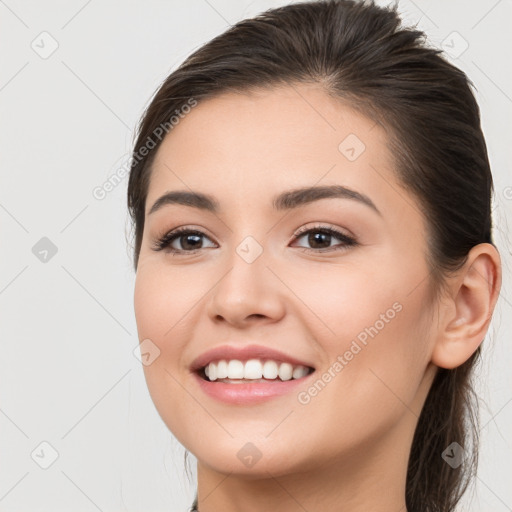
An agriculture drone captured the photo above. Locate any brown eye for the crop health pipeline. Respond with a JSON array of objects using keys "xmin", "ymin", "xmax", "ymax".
[
  {"xmin": 152, "ymin": 228, "xmax": 217, "ymax": 253},
  {"xmin": 291, "ymin": 225, "xmax": 357, "ymax": 253}
]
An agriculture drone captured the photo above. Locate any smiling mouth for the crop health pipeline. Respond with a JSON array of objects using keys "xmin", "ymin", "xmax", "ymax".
[{"xmin": 197, "ymin": 358, "xmax": 315, "ymax": 383}]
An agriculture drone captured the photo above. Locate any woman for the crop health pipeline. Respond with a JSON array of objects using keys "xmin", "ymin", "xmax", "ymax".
[{"xmin": 127, "ymin": 1, "xmax": 502, "ymax": 510}]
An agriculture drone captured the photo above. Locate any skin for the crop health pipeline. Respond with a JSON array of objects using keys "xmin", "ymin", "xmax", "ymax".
[{"xmin": 133, "ymin": 84, "xmax": 501, "ymax": 512}]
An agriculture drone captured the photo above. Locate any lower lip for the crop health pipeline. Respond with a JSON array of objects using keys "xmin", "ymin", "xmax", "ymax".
[{"xmin": 193, "ymin": 371, "xmax": 315, "ymax": 405}]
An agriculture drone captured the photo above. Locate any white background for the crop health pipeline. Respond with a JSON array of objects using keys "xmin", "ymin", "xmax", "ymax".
[{"xmin": 0, "ymin": 1, "xmax": 511, "ymax": 511}]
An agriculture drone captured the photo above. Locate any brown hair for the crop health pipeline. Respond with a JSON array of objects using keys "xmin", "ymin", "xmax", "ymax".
[{"xmin": 127, "ymin": 1, "xmax": 494, "ymax": 510}]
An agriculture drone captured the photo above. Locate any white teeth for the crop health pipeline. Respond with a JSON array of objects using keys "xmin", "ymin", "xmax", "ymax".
[
  {"xmin": 244, "ymin": 359, "xmax": 263, "ymax": 379},
  {"xmin": 278, "ymin": 362, "xmax": 293, "ymax": 381},
  {"xmin": 207, "ymin": 362, "xmax": 217, "ymax": 381},
  {"xmin": 227, "ymin": 360, "xmax": 245, "ymax": 379},
  {"xmin": 262, "ymin": 360, "xmax": 278, "ymax": 379},
  {"xmin": 292, "ymin": 365, "xmax": 309, "ymax": 379},
  {"xmin": 216, "ymin": 359, "xmax": 228, "ymax": 379},
  {"xmin": 203, "ymin": 359, "xmax": 311, "ymax": 382}
]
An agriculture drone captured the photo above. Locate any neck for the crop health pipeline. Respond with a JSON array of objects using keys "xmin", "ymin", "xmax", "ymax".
[{"xmin": 193, "ymin": 415, "xmax": 414, "ymax": 512}]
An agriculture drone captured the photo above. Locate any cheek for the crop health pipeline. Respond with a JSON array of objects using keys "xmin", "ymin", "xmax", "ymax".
[
  {"xmin": 133, "ymin": 265, "xmax": 205, "ymax": 443},
  {"xmin": 134, "ymin": 261, "xmax": 204, "ymax": 343},
  {"xmin": 281, "ymin": 258, "xmax": 407, "ymax": 347},
  {"xmin": 290, "ymin": 257, "xmax": 432, "ymax": 405},
  {"xmin": 133, "ymin": 264, "xmax": 194, "ymax": 404},
  {"xmin": 310, "ymin": 279, "xmax": 433, "ymax": 427}
]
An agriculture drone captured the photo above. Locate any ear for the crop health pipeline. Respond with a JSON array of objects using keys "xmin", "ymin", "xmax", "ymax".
[{"xmin": 431, "ymin": 243, "xmax": 502, "ymax": 369}]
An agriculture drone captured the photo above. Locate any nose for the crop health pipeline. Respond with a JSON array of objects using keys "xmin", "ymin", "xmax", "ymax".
[{"xmin": 206, "ymin": 240, "xmax": 286, "ymax": 328}]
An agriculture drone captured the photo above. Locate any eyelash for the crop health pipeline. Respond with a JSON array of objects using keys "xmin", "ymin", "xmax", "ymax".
[{"xmin": 151, "ymin": 224, "xmax": 358, "ymax": 256}]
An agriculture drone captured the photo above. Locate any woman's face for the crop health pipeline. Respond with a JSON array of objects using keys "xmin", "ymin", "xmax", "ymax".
[{"xmin": 134, "ymin": 84, "xmax": 439, "ymax": 477}]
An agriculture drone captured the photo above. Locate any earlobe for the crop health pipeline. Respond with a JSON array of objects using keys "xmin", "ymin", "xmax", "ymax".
[{"xmin": 431, "ymin": 243, "xmax": 502, "ymax": 370}]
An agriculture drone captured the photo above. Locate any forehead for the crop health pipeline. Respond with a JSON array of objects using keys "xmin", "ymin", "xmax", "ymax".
[{"xmin": 146, "ymin": 84, "xmax": 404, "ymax": 218}]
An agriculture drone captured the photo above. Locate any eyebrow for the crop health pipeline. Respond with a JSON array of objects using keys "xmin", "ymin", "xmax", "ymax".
[{"xmin": 148, "ymin": 185, "xmax": 381, "ymax": 216}]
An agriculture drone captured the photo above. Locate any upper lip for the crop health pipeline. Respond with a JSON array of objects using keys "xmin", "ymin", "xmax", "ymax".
[{"xmin": 190, "ymin": 344, "xmax": 316, "ymax": 372}]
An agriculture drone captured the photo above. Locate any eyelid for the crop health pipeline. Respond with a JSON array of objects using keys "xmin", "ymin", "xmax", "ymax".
[
  {"xmin": 292, "ymin": 222, "xmax": 354, "ymax": 239},
  {"xmin": 151, "ymin": 225, "xmax": 217, "ymax": 253},
  {"xmin": 290, "ymin": 223, "xmax": 357, "ymax": 252},
  {"xmin": 152, "ymin": 223, "xmax": 357, "ymax": 254}
]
